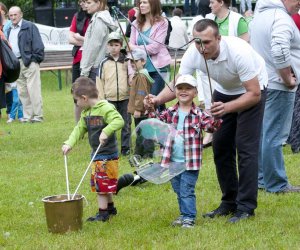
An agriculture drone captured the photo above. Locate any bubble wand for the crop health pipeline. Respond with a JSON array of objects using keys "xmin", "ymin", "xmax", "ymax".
[
  {"xmin": 72, "ymin": 143, "xmax": 102, "ymax": 200},
  {"xmin": 195, "ymin": 38, "xmax": 214, "ymax": 102}
]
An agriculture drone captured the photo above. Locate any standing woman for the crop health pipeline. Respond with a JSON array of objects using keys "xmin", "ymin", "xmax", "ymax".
[
  {"xmin": 0, "ymin": 2, "xmax": 13, "ymax": 120},
  {"xmin": 0, "ymin": 14, "xmax": 6, "ymax": 114},
  {"xmin": 69, "ymin": 0, "xmax": 90, "ymax": 122},
  {"xmin": 0, "ymin": 2, "xmax": 11, "ymax": 37},
  {"xmin": 80, "ymin": 0, "xmax": 117, "ymax": 81},
  {"xmin": 129, "ymin": 0, "xmax": 171, "ymax": 111},
  {"xmin": 199, "ymin": 0, "xmax": 249, "ymax": 147}
]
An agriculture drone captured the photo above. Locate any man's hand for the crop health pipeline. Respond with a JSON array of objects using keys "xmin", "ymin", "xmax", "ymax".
[
  {"xmin": 62, "ymin": 144, "xmax": 72, "ymax": 155},
  {"xmin": 211, "ymin": 102, "xmax": 227, "ymax": 118},
  {"xmin": 144, "ymin": 94, "xmax": 157, "ymax": 111},
  {"xmin": 279, "ymin": 67, "xmax": 297, "ymax": 90},
  {"xmin": 284, "ymin": 75, "xmax": 297, "ymax": 90},
  {"xmin": 99, "ymin": 132, "xmax": 108, "ymax": 145}
]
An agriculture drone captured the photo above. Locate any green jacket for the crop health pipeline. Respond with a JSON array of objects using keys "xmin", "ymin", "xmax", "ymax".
[{"xmin": 64, "ymin": 100, "xmax": 124, "ymax": 156}]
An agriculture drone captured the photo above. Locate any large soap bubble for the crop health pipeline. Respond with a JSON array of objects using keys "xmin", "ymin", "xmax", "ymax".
[{"xmin": 131, "ymin": 118, "xmax": 186, "ymax": 184}]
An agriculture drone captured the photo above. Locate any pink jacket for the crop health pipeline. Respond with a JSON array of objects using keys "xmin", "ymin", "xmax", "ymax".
[{"xmin": 130, "ymin": 18, "xmax": 171, "ymax": 70}]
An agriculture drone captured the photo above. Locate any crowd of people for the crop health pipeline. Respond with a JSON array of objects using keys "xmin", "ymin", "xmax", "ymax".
[{"xmin": 1, "ymin": 0, "xmax": 300, "ymax": 229}]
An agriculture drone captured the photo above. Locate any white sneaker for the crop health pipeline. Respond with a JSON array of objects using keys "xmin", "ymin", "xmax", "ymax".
[
  {"xmin": 31, "ymin": 117, "xmax": 43, "ymax": 123},
  {"xmin": 19, "ymin": 118, "xmax": 27, "ymax": 123},
  {"xmin": 7, "ymin": 118, "xmax": 14, "ymax": 123}
]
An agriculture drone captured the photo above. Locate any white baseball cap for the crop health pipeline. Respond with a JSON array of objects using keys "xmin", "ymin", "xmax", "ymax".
[
  {"xmin": 126, "ymin": 48, "xmax": 147, "ymax": 61},
  {"xmin": 175, "ymin": 75, "xmax": 197, "ymax": 88}
]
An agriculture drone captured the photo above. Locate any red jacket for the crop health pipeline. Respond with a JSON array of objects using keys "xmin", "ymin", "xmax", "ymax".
[
  {"xmin": 292, "ymin": 14, "xmax": 300, "ymax": 30},
  {"xmin": 0, "ymin": 30, "xmax": 6, "ymax": 77}
]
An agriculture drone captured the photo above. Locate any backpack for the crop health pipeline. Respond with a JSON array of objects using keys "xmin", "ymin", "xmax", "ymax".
[{"xmin": 0, "ymin": 38, "xmax": 20, "ymax": 83}]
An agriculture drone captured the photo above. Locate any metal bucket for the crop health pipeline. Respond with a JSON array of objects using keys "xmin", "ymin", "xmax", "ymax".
[{"xmin": 42, "ymin": 194, "xmax": 83, "ymax": 234}]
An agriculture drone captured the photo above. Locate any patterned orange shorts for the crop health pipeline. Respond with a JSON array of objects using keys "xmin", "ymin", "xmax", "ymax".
[{"xmin": 90, "ymin": 159, "xmax": 119, "ymax": 194}]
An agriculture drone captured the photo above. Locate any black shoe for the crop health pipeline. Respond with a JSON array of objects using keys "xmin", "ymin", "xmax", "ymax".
[
  {"xmin": 203, "ymin": 141, "xmax": 212, "ymax": 148},
  {"xmin": 276, "ymin": 185, "xmax": 300, "ymax": 193},
  {"xmin": 203, "ymin": 206, "xmax": 236, "ymax": 218},
  {"xmin": 116, "ymin": 173, "xmax": 135, "ymax": 193},
  {"xmin": 131, "ymin": 175, "xmax": 147, "ymax": 186},
  {"xmin": 121, "ymin": 149, "xmax": 130, "ymax": 156},
  {"xmin": 86, "ymin": 210, "xmax": 109, "ymax": 222},
  {"xmin": 108, "ymin": 206, "xmax": 117, "ymax": 216},
  {"xmin": 142, "ymin": 153, "xmax": 153, "ymax": 159},
  {"xmin": 228, "ymin": 210, "xmax": 254, "ymax": 223}
]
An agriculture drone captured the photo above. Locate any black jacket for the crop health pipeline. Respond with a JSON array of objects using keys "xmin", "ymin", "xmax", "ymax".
[{"xmin": 8, "ymin": 19, "xmax": 44, "ymax": 67}]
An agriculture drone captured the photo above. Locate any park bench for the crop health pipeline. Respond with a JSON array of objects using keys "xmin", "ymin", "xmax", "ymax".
[
  {"xmin": 39, "ymin": 48, "xmax": 184, "ymax": 90},
  {"xmin": 40, "ymin": 50, "xmax": 73, "ymax": 90}
]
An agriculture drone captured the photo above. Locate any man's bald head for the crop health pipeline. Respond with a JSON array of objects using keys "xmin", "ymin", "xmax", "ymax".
[{"xmin": 9, "ymin": 6, "xmax": 23, "ymax": 26}]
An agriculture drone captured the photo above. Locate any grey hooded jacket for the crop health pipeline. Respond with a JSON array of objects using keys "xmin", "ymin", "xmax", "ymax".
[
  {"xmin": 80, "ymin": 10, "xmax": 117, "ymax": 77},
  {"xmin": 250, "ymin": 0, "xmax": 300, "ymax": 92}
]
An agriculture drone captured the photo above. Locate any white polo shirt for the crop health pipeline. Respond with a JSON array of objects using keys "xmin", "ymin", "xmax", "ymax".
[{"xmin": 179, "ymin": 36, "xmax": 268, "ymax": 95}]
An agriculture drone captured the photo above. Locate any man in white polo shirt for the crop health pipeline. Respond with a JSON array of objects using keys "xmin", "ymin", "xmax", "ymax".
[{"xmin": 145, "ymin": 19, "xmax": 268, "ymax": 223}]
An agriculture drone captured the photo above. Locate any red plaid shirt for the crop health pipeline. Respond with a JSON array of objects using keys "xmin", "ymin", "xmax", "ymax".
[{"xmin": 149, "ymin": 102, "xmax": 222, "ymax": 170}]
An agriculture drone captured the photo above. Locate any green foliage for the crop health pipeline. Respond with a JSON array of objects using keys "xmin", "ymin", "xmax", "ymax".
[
  {"xmin": 0, "ymin": 72, "xmax": 300, "ymax": 249},
  {"xmin": 4, "ymin": 0, "xmax": 34, "ymax": 20}
]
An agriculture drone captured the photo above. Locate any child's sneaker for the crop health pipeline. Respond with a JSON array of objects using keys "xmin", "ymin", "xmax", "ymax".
[
  {"xmin": 171, "ymin": 216, "xmax": 183, "ymax": 227},
  {"xmin": 86, "ymin": 210, "xmax": 109, "ymax": 222},
  {"xmin": 6, "ymin": 118, "xmax": 14, "ymax": 123},
  {"xmin": 181, "ymin": 219, "xmax": 195, "ymax": 229}
]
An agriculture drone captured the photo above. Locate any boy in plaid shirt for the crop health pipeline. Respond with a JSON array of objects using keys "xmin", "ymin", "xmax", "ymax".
[{"xmin": 149, "ymin": 74, "xmax": 221, "ymax": 228}]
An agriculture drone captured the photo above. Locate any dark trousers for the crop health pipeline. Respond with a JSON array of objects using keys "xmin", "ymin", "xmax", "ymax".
[
  {"xmin": 184, "ymin": 0, "xmax": 196, "ymax": 16},
  {"xmin": 88, "ymin": 67, "xmax": 98, "ymax": 83},
  {"xmin": 134, "ymin": 116, "xmax": 155, "ymax": 157},
  {"xmin": 5, "ymin": 91, "xmax": 13, "ymax": 114},
  {"xmin": 149, "ymin": 71, "xmax": 166, "ymax": 112},
  {"xmin": 0, "ymin": 90, "xmax": 13, "ymax": 115},
  {"xmin": 72, "ymin": 62, "xmax": 81, "ymax": 84},
  {"xmin": 212, "ymin": 90, "xmax": 266, "ymax": 213},
  {"xmin": 109, "ymin": 99, "xmax": 131, "ymax": 152}
]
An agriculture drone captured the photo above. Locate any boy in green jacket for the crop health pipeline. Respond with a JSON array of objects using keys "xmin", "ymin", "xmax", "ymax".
[{"xmin": 62, "ymin": 76, "xmax": 124, "ymax": 222}]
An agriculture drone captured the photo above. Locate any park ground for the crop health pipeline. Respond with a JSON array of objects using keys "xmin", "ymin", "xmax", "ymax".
[{"xmin": 0, "ymin": 72, "xmax": 300, "ymax": 249}]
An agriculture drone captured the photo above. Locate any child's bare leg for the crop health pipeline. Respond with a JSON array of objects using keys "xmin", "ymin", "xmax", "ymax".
[
  {"xmin": 97, "ymin": 193, "xmax": 108, "ymax": 209},
  {"xmin": 107, "ymin": 193, "xmax": 113, "ymax": 203},
  {"xmin": 86, "ymin": 194, "xmax": 110, "ymax": 222}
]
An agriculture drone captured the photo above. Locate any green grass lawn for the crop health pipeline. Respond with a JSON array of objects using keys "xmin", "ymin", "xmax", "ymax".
[{"xmin": 0, "ymin": 72, "xmax": 300, "ymax": 249}]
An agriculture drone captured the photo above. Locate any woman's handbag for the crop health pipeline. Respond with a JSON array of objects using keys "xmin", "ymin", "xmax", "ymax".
[{"xmin": 0, "ymin": 38, "xmax": 20, "ymax": 83}]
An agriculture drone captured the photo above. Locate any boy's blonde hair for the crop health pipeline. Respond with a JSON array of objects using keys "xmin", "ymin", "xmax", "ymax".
[{"xmin": 72, "ymin": 77, "xmax": 98, "ymax": 99}]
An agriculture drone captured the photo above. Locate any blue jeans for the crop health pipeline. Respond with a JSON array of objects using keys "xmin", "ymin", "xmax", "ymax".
[
  {"xmin": 9, "ymin": 88, "xmax": 23, "ymax": 119},
  {"xmin": 184, "ymin": 0, "xmax": 196, "ymax": 16},
  {"xmin": 240, "ymin": 0, "xmax": 252, "ymax": 13},
  {"xmin": 258, "ymin": 89, "xmax": 295, "ymax": 192},
  {"xmin": 171, "ymin": 169, "xmax": 199, "ymax": 221}
]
